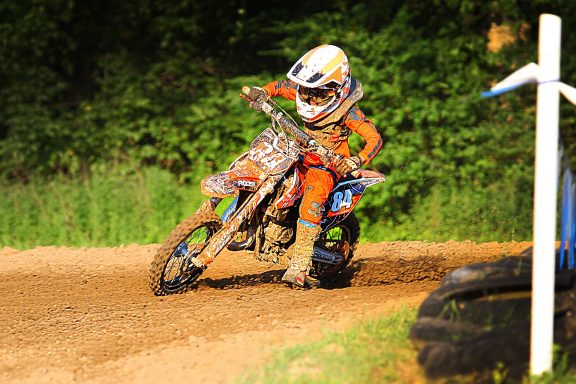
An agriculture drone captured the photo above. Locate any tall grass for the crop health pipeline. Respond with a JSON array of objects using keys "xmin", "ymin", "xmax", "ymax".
[
  {"xmin": 362, "ymin": 179, "xmax": 533, "ymax": 243},
  {"xmin": 1, "ymin": 167, "xmax": 533, "ymax": 249},
  {"xmin": 0, "ymin": 167, "xmax": 204, "ymax": 249}
]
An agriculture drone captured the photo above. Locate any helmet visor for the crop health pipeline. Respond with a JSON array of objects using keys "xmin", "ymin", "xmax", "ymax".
[{"xmin": 299, "ymin": 85, "xmax": 338, "ymax": 106}]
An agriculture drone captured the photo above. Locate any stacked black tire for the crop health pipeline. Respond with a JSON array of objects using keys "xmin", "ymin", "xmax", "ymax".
[{"xmin": 410, "ymin": 249, "xmax": 576, "ymax": 382}]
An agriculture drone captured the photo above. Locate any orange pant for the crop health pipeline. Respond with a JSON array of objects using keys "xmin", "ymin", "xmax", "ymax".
[
  {"xmin": 299, "ymin": 166, "xmax": 337, "ymax": 224},
  {"xmin": 298, "ymin": 142, "xmax": 349, "ymax": 225}
]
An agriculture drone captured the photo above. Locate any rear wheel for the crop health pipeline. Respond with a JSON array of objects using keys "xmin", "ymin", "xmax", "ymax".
[
  {"xmin": 148, "ymin": 211, "xmax": 222, "ymax": 296},
  {"xmin": 311, "ymin": 213, "xmax": 360, "ymax": 286}
]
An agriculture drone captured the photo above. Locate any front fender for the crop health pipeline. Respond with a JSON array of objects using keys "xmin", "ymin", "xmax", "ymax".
[{"xmin": 201, "ymin": 169, "xmax": 261, "ymax": 198}]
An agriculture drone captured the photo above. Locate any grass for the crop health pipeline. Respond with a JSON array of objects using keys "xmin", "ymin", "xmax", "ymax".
[
  {"xmin": 0, "ymin": 167, "xmax": 533, "ymax": 249},
  {"xmin": 389, "ymin": 182, "xmax": 533, "ymax": 243},
  {"xmin": 527, "ymin": 348, "xmax": 576, "ymax": 384},
  {"xmin": 238, "ymin": 306, "xmax": 421, "ymax": 384},
  {"xmin": 0, "ymin": 167, "xmax": 205, "ymax": 249}
]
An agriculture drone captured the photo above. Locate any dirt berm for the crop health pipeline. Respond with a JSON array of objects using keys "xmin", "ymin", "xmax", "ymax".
[{"xmin": 0, "ymin": 240, "xmax": 531, "ymax": 383}]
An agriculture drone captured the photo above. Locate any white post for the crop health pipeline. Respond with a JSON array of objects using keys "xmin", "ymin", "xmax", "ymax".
[{"xmin": 530, "ymin": 13, "xmax": 561, "ymax": 376}]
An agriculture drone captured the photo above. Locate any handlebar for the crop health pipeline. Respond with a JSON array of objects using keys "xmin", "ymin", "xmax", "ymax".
[
  {"xmin": 241, "ymin": 86, "xmax": 362, "ymax": 177},
  {"xmin": 241, "ymin": 86, "xmax": 314, "ymax": 148}
]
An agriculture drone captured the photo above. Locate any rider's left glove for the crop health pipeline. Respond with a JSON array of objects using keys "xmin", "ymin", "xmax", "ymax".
[
  {"xmin": 335, "ymin": 155, "xmax": 363, "ymax": 176},
  {"xmin": 248, "ymin": 87, "xmax": 269, "ymax": 112}
]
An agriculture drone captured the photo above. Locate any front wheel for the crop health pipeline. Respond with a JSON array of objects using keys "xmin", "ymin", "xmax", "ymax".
[
  {"xmin": 311, "ymin": 213, "xmax": 360, "ymax": 286},
  {"xmin": 148, "ymin": 211, "xmax": 222, "ymax": 296}
]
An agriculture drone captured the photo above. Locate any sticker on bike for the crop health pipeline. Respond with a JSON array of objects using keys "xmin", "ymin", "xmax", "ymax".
[{"xmin": 331, "ymin": 190, "xmax": 353, "ymax": 212}]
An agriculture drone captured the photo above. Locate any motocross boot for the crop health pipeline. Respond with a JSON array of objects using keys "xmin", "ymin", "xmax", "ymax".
[{"xmin": 282, "ymin": 220, "xmax": 321, "ymax": 288}]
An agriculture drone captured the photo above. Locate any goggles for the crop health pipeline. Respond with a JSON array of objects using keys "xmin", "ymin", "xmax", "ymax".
[{"xmin": 299, "ymin": 84, "xmax": 339, "ymax": 106}]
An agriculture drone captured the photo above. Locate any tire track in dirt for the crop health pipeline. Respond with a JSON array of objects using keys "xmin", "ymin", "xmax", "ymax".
[{"xmin": 0, "ymin": 241, "xmax": 532, "ymax": 383}]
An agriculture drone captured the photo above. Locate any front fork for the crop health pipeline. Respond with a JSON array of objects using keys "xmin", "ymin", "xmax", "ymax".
[
  {"xmin": 196, "ymin": 197, "xmax": 223, "ymax": 214},
  {"xmin": 190, "ymin": 176, "xmax": 282, "ymax": 268}
]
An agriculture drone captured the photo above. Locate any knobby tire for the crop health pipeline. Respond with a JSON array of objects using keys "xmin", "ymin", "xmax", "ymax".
[{"xmin": 148, "ymin": 211, "xmax": 222, "ymax": 296}]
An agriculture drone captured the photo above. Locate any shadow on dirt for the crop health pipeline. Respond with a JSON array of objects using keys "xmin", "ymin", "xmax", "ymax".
[
  {"xmin": 197, "ymin": 269, "xmax": 285, "ymax": 290},
  {"xmin": 196, "ymin": 255, "xmax": 452, "ymax": 290}
]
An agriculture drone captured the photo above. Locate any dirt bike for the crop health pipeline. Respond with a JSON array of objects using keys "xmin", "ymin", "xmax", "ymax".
[{"xmin": 148, "ymin": 87, "xmax": 385, "ymax": 295}]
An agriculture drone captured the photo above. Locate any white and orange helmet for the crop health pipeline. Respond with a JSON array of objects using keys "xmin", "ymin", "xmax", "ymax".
[{"xmin": 287, "ymin": 44, "xmax": 352, "ymax": 123}]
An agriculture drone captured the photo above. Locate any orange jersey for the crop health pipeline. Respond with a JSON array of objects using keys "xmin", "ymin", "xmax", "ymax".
[{"xmin": 262, "ymin": 79, "xmax": 382, "ymax": 164}]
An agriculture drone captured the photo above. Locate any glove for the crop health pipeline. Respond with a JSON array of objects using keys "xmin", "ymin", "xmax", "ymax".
[
  {"xmin": 335, "ymin": 155, "xmax": 363, "ymax": 175},
  {"xmin": 247, "ymin": 86, "xmax": 269, "ymax": 112}
]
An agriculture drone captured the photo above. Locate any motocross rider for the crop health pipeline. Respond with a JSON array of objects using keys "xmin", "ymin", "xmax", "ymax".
[{"xmin": 249, "ymin": 44, "xmax": 382, "ymax": 288}]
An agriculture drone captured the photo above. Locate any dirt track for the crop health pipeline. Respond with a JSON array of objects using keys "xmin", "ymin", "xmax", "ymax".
[{"xmin": 0, "ymin": 240, "xmax": 532, "ymax": 383}]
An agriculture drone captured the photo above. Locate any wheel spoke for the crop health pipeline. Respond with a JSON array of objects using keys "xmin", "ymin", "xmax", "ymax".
[
  {"xmin": 312, "ymin": 220, "xmax": 355, "ymax": 281},
  {"xmin": 164, "ymin": 257, "xmax": 179, "ymax": 278},
  {"xmin": 162, "ymin": 226, "xmax": 213, "ymax": 290}
]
